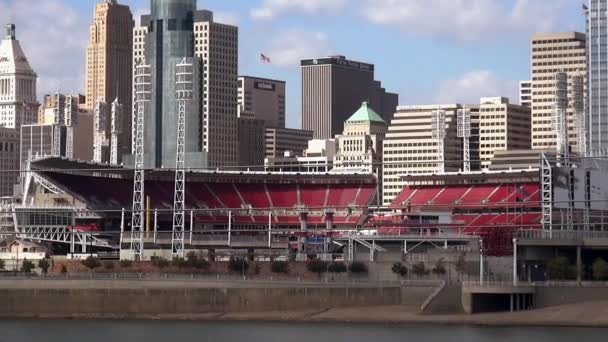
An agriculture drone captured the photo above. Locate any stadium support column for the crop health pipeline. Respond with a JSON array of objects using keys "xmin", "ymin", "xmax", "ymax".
[
  {"xmin": 129, "ymin": 60, "xmax": 152, "ymax": 261},
  {"xmin": 431, "ymin": 109, "xmax": 447, "ymax": 173},
  {"xmin": 172, "ymin": 58, "xmax": 194, "ymax": 260}
]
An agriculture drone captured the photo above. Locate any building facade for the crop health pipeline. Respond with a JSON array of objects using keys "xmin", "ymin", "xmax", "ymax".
[
  {"xmin": 478, "ymin": 97, "xmax": 531, "ymax": 167},
  {"xmin": 20, "ymin": 124, "xmax": 66, "ymax": 172},
  {"xmin": 530, "ymin": 32, "xmax": 586, "ymax": 153},
  {"xmin": 519, "ymin": 80, "xmax": 531, "ymax": 107},
  {"xmin": 335, "ymin": 102, "xmax": 387, "ymax": 174},
  {"xmin": 0, "ymin": 127, "xmax": 19, "ymax": 196},
  {"xmin": 265, "ymin": 139, "xmax": 336, "ymax": 173},
  {"xmin": 85, "ymin": 0, "xmax": 133, "ymax": 163},
  {"xmin": 133, "ymin": 4, "xmax": 238, "ymax": 168},
  {"xmin": 264, "ymin": 127, "xmax": 313, "ymax": 159},
  {"xmin": 301, "ymin": 55, "xmax": 397, "ymax": 139},
  {"xmin": 382, "ymin": 104, "xmax": 464, "ymax": 205},
  {"xmin": 237, "ymin": 76, "xmax": 285, "ymax": 128},
  {"xmin": 0, "ymin": 24, "xmax": 38, "ymax": 129},
  {"xmin": 238, "ymin": 117, "xmax": 265, "ymax": 167}
]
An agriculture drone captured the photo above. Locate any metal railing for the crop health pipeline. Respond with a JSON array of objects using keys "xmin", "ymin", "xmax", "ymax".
[{"xmin": 518, "ymin": 229, "xmax": 608, "ymax": 241}]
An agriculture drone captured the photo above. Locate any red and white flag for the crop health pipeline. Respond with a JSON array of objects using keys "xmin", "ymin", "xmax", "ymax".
[{"xmin": 260, "ymin": 53, "xmax": 271, "ymax": 63}]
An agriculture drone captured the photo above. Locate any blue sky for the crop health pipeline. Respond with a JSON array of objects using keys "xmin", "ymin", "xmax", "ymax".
[{"xmin": 0, "ymin": 0, "xmax": 584, "ymax": 128}]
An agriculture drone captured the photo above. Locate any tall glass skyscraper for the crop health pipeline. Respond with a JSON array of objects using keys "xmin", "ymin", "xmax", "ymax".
[
  {"xmin": 587, "ymin": 0, "xmax": 608, "ymax": 156},
  {"xmin": 139, "ymin": 0, "xmax": 204, "ymax": 168}
]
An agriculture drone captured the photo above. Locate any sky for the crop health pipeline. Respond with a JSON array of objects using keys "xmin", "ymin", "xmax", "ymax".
[{"xmin": 0, "ymin": 0, "xmax": 585, "ymax": 128}]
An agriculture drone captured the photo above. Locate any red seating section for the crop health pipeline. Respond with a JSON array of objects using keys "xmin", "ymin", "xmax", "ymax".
[
  {"xmin": 392, "ymin": 183, "xmax": 541, "ymax": 208},
  {"xmin": 43, "ymin": 172, "xmax": 376, "ymax": 228}
]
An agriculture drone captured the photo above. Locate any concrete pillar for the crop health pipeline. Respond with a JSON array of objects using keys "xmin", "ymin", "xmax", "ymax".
[
  {"xmin": 370, "ymin": 240, "xmax": 375, "ymax": 262},
  {"xmin": 576, "ymin": 245, "xmax": 582, "ymax": 283},
  {"xmin": 513, "ymin": 238, "xmax": 518, "ymax": 286},
  {"xmin": 510, "ymin": 294, "xmax": 514, "ymax": 312},
  {"xmin": 515, "ymin": 294, "xmax": 520, "ymax": 311}
]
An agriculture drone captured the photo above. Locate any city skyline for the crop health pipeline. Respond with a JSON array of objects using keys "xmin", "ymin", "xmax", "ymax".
[{"xmin": 0, "ymin": 0, "xmax": 584, "ymax": 129}]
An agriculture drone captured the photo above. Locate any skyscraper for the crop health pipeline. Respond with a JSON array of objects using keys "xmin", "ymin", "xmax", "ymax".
[
  {"xmin": 587, "ymin": 1, "xmax": 608, "ymax": 156},
  {"xmin": 530, "ymin": 32, "xmax": 586, "ymax": 153},
  {"xmin": 237, "ymin": 76, "xmax": 286, "ymax": 128},
  {"xmin": 133, "ymin": 2, "xmax": 238, "ymax": 168},
  {"xmin": 301, "ymin": 55, "xmax": 398, "ymax": 139},
  {"xmin": 85, "ymin": 0, "xmax": 133, "ymax": 163},
  {"xmin": 0, "ymin": 24, "xmax": 38, "ymax": 129}
]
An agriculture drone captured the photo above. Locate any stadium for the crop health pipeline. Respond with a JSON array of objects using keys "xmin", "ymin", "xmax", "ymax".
[{"xmin": 12, "ymin": 151, "xmax": 600, "ymax": 264}]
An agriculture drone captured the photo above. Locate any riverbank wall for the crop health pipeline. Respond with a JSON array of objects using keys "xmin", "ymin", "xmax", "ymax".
[{"xmin": 0, "ymin": 280, "xmax": 436, "ymax": 318}]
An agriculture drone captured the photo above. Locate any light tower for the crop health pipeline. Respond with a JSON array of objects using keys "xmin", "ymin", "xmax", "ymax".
[
  {"xmin": 130, "ymin": 60, "xmax": 151, "ymax": 261},
  {"xmin": 457, "ymin": 106, "xmax": 472, "ymax": 172},
  {"xmin": 171, "ymin": 58, "xmax": 195, "ymax": 259},
  {"xmin": 573, "ymin": 75, "xmax": 585, "ymax": 157},
  {"xmin": 52, "ymin": 93, "xmax": 65, "ymax": 157},
  {"xmin": 65, "ymin": 94, "xmax": 78, "ymax": 159},
  {"xmin": 431, "ymin": 109, "xmax": 446, "ymax": 173},
  {"xmin": 553, "ymin": 72, "xmax": 569, "ymax": 160},
  {"xmin": 110, "ymin": 98, "xmax": 123, "ymax": 165},
  {"xmin": 93, "ymin": 97, "xmax": 108, "ymax": 163}
]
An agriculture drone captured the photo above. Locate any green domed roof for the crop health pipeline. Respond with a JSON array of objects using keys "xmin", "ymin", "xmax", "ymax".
[{"xmin": 346, "ymin": 102, "xmax": 385, "ymax": 124}]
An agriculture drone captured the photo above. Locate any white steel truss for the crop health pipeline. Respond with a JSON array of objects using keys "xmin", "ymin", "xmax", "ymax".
[
  {"xmin": 32, "ymin": 173, "xmax": 63, "ymax": 195},
  {"xmin": 172, "ymin": 58, "xmax": 194, "ymax": 259},
  {"xmin": 457, "ymin": 106, "xmax": 472, "ymax": 173},
  {"xmin": 130, "ymin": 61, "xmax": 152, "ymax": 261},
  {"xmin": 541, "ymin": 153, "xmax": 553, "ymax": 231},
  {"xmin": 16, "ymin": 226, "xmax": 114, "ymax": 250},
  {"xmin": 431, "ymin": 109, "xmax": 447, "ymax": 173},
  {"xmin": 110, "ymin": 98, "xmax": 123, "ymax": 165}
]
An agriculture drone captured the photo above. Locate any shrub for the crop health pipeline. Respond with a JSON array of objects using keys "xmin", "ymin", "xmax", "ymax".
[
  {"xmin": 184, "ymin": 253, "xmax": 209, "ymax": 270},
  {"xmin": 271, "ymin": 260, "xmax": 289, "ymax": 274},
  {"xmin": 60, "ymin": 264, "xmax": 68, "ymax": 274},
  {"xmin": 81, "ymin": 256, "xmax": 101, "ymax": 271},
  {"xmin": 328, "ymin": 262, "xmax": 347, "ymax": 273},
  {"xmin": 412, "ymin": 262, "xmax": 430, "ymax": 277},
  {"xmin": 151, "ymin": 256, "xmax": 170, "ymax": 269},
  {"xmin": 592, "ymin": 258, "xmax": 608, "ymax": 281},
  {"xmin": 172, "ymin": 257, "xmax": 187, "ymax": 269},
  {"xmin": 349, "ymin": 261, "xmax": 368, "ymax": 274},
  {"xmin": 21, "ymin": 259, "xmax": 35, "ymax": 273},
  {"xmin": 228, "ymin": 257, "xmax": 249, "ymax": 273},
  {"xmin": 391, "ymin": 262, "xmax": 408, "ymax": 277},
  {"xmin": 0, "ymin": 259, "xmax": 5, "ymax": 270},
  {"xmin": 547, "ymin": 256, "xmax": 576, "ymax": 280},
  {"xmin": 103, "ymin": 261, "xmax": 115, "ymax": 270},
  {"xmin": 432, "ymin": 258, "xmax": 447, "ymax": 276},
  {"xmin": 37, "ymin": 259, "xmax": 51, "ymax": 274},
  {"xmin": 119, "ymin": 259, "xmax": 132, "ymax": 268},
  {"xmin": 455, "ymin": 253, "xmax": 467, "ymax": 274},
  {"xmin": 306, "ymin": 259, "xmax": 329, "ymax": 277}
]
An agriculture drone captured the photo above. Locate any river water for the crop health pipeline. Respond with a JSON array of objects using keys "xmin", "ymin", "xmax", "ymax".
[{"xmin": 0, "ymin": 320, "xmax": 604, "ymax": 341}]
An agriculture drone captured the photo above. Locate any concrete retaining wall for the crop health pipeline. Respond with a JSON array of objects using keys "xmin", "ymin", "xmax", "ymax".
[
  {"xmin": 536, "ymin": 286, "xmax": 608, "ymax": 308},
  {"xmin": 0, "ymin": 284, "xmax": 435, "ymax": 317}
]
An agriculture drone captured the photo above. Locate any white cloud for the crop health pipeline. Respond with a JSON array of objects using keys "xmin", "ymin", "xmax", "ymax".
[
  {"xmin": 214, "ymin": 11, "xmax": 240, "ymax": 26},
  {"xmin": 361, "ymin": 0, "xmax": 568, "ymax": 41},
  {"xmin": 262, "ymin": 29, "xmax": 334, "ymax": 68},
  {"xmin": 434, "ymin": 70, "xmax": 518, "ymax": 104},
  {"xmin": 0, "ymin": 0, "xmax": 88, "ymax": 98},
  {"xmin": 251, "ymin": 0, "xmax": 349, "ymax": 20}
]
